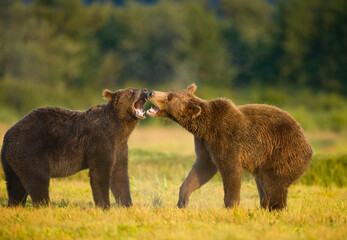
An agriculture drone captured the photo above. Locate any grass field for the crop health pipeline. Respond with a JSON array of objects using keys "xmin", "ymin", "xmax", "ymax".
[{"xmin": 0, "ymin": 124, "xmax": 346, "ymax": 239}]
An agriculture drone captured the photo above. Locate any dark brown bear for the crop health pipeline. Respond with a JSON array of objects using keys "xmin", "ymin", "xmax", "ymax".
[
  {"xmin": 1, "ymin": 88, "xmax": 148, "ymax": 208},
  {"xmin": 147, "ymin": 84, "xmax": 312, "ymax": 211}
]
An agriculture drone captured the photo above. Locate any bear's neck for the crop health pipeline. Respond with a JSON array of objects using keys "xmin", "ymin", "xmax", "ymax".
[
  {"xmin": 178, "ymin": 116, "xmax": 207, "ymax": 140},
  {"xmin": 177, "ymin": 99, "xmax": 241, "ymax": 141},
  {"xmin": 176, "ymin": 100, "xmax": 212, "ymax": 140},
  {"xmin": 105, "ymin": 104, "xmax": 139, "ymax": 140}
]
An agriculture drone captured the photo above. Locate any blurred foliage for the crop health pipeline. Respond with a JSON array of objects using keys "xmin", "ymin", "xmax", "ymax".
[
  {"xmin": 1, "ymin": 148, "xmax": 346, "ymax": 188},
  {"xmin": 0, "ymin": 0, "xmax": 346, "ymax": 131},
  {"xmin": 254, "ymin": 0, "xmax": 347, "ymax": 92},
  {"xmin": 299, "ymin": 154, "xmax": 347, "ymax": 187}
]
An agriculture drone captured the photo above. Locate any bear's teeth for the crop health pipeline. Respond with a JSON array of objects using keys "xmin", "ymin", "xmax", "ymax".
[
  {"xmin": 147, "ymin": 107, "xmax": 159, "ymax": 114},
  {"xmin": 135, "ymin": 109, "xmax": 144, "ymax": 116},
  {"xmin": 135, "ymin": 108, "xmax": 146, "ymax": 118}
]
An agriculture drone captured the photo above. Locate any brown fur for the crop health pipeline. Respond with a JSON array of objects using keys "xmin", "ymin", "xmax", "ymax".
[
  {"xmin": 1, "ymin": 88, "xmax": 148, "ymax": 208},
  {"xmin": 147, "ymin": 84, "xmax": 312, "ymax": 210}
]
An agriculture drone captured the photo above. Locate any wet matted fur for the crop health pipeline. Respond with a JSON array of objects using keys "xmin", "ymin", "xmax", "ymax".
[{"xmin": 1, "ymin": 88, "xmax": 148, "ymax": 208}]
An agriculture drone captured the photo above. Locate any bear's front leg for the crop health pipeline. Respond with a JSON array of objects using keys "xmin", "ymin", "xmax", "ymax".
[
  {"xmin": 177, "ymin": 137, "xmax": 217, "ymax": 209},
  {"xmin": 89, "ymin": 162, "xmax": 111, "ymax": 209},
  {"xmin": 110, "ymin": 146, "xmax": 132, "ymax": 207},
  {"xmin": 177, "ymin": 160, "xmax": 217, "ymax": 208},
  {"xmin": 217, "ymin": 156, "xmax": 242, "ymax": 208}
]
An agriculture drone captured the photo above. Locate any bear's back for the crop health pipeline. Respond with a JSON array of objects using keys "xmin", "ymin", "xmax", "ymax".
[
  {"xmin": 2, "ymin": 106, "xmax": 111, "ymax": 177},
  {"xmin": 238, "ymin": 104, "xmax": 299, "ymax": 129},
  {"xmin": 237, "ymin": 104, "xmax": 306, "ymax": 147},
  {"xmin": 3, "ymin": 107, "xmax": 86, "ymax": 152}
]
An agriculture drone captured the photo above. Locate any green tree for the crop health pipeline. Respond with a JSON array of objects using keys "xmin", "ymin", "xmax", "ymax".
[
  {"xmin": 257, "ymin": 0, "xmax": 347, "ymax": 93},
  {"xmin": 220, "ymin": 0, "xmax": 272, "ymax": 86},
  {"xmin": 93, "ymin": 0, "xmax": 232, "ymax": 88},
  {"xmin": 184, "ymin": 0, "xmax": 234, "ymax": 87}
]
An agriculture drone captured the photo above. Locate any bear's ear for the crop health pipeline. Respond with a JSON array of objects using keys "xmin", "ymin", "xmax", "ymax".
[
  {"xmin": 103, "ymin": 89, "xmax": 114, "ymax": 101},
  {"xmin": 187, "ymin": 83, "xmax": 197, "ymax": 95},
  {"xmin": 188, "ymin": 104, "xmax": 201, "ymax": 119}
]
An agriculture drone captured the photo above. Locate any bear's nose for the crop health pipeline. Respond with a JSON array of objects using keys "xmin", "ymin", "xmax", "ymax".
[
  {"xmin": 148, "ymin": 91, "xmax": 154, "ymax": 97},
  {"xmin": 141, "ymin": 88, "xmax": 148, "ymax": 93}
]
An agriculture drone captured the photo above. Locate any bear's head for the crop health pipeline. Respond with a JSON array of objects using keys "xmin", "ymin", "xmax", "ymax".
[
  {"xmin": 103, "ymin": 88, "xmax": 148, "ymax": 120},
  {"xmin": 146, "ymin": 84, "xmax": 201, "ymax": 122}
]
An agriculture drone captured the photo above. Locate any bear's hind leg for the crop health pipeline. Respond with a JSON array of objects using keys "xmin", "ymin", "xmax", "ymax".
[
  {"xmin": 23, "ymin": 174, "xmax": 50, "ymax": 207},
  {"xmin": 16, "ymin": 158, "xmax": 51, "ymax": 207},
  {"xmin": 260, "ymin": 174, "xmax": 288, "ymax": 211},
  {"xmin": 8, "ymin": 178, "xmax": 28, "ymax": 207},
  {"xmin": 255, "ymin": 177, "xmax": 268, "ymax": 209},
  {"xmin": 268, "ymin": 187, "xmax": 288, "ymax": 211},
  {"xmin": 3, "ymin": 164, "xmax": 28, "ymax": 207}
]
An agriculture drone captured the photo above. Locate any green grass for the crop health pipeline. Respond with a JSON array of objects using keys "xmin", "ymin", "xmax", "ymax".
[
  {"xmin": 300, "ymin": 154, "xmax": 347, "ymax": 187},
  {"xmin": 0, "ymin": 192, "xmax": 346, "ymax": 240},
  {"xmin": 0, "ymin": 127, "xmax": 347, "ymax": 239}
]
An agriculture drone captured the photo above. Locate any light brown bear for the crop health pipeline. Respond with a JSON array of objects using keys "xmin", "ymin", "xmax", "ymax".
[{"xmin": 147, "ymin": 84, "xmax": 312, "ymax": 210}]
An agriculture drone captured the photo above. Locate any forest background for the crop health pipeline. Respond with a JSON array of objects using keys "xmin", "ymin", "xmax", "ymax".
[{"xmin": 0, "ymin": 0, "xmax": 346, "ymax": 132}]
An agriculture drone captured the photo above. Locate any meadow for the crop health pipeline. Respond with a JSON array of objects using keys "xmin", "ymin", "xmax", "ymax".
[
  {"xmin": 0, "ymin": 123, "xmax": 346, "ymax": 239},
  {"xmin": 1, "ymin": 0, "xmax": 346, "ymax": 238}
]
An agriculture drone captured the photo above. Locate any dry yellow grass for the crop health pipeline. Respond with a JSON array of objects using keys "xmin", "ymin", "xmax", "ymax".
[
  {"xmin": 129, "ymin": 126, "xmax": 195, "ymax": 154},
  {"xmin": 0, "ymin": 122, "xmax": 9, "ymax": 147},
  {"xmin": 306, "ymin": 130, "xmax": 347, "ymax": 154},
  {"xmin": 0, "ymin": 179, "xmax": 346, "ymax": 240},
  {"xmin": 0, "ymin": 124, "xmax": 346, "ymax": 239}
]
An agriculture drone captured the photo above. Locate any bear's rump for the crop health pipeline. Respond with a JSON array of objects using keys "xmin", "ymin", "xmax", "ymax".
[{"xmin": 238, "ymin": 126, "xmax": 311, "ymax": 177}]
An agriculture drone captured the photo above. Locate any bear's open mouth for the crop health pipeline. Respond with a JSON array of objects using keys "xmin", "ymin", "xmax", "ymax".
[
  {"xmin": 146, "ymin": 106, "xmax": 160, "ymax": 117},
  {"xmin": 134, "ymin": 94, "xmax": 147, "ymax": 119}
]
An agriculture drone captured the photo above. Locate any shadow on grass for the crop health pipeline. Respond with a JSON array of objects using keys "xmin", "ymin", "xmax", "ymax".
[{"xmin": 0, "ymin": 197, "xmax": 139, "ymax": 209}]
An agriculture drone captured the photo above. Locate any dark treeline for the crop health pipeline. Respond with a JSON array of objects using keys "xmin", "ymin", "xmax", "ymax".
[{"xmin": 0, "ymin": 0, "xmax": 346, "ymax": 123}]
